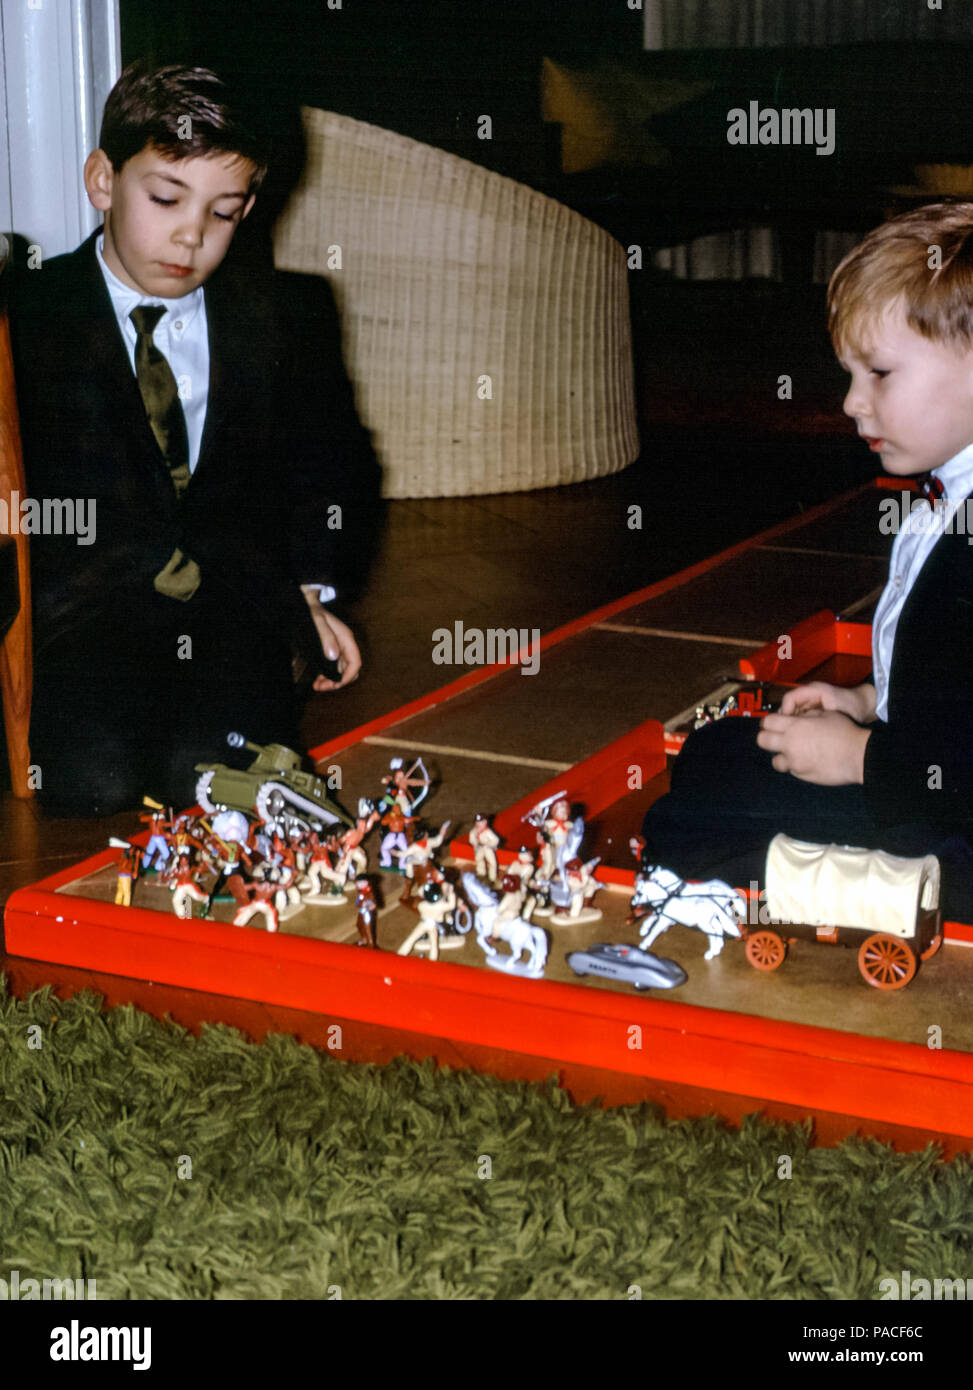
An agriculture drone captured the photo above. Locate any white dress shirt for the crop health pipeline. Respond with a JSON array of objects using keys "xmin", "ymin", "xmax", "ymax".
[
  {"xmin": 94, "ymin": 233, "xmax": 337, "ymax": 604},
  {"xmin": 872, "ymin": 441, "xmax": 973, "ymax": 720},
  {"xmin": 95, "ymin": 233, "xmax": 209, "ymax": 472}
]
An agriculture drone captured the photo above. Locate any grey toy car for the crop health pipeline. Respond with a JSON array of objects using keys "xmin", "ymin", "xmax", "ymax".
[{"xmin": 567, "ymin": 943, "xmax": 687, "ymax": 991}]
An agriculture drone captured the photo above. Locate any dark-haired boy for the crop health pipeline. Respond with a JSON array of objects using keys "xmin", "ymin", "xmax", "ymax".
[
  {"xmin": 10, "ymin": 61, "xmax": 380, "ymax": 815},
  {"xmin": 642, "ymin": 201, "xmax": 973, "ymax": 920}
]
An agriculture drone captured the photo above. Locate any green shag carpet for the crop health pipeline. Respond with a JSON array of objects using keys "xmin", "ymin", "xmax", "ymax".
[{"xmin": 1, "ymin": 974, "xmax": 971, "ymax": 1300}]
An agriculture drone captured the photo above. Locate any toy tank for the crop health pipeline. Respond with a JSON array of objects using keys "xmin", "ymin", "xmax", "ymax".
[{"xmin": 195, "ymin": 733, "xmax": 354, "ymax": 831}]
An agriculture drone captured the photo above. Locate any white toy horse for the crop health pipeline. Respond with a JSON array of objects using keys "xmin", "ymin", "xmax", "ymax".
[
  {"xmin": 463, "ymin": 873, "xmax": 548, "ymax": 978},
  {"xmin": 632, "ymin": 866, "xmax": 745, "ymax": 961}
]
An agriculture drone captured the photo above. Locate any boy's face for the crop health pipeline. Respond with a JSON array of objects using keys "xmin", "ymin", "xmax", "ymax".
[
  {"xmin": 840, "ymin": 301, "xmax": 973, "ymax": 475},
  {"xmin": 84, "ymin": 142, "xmax": 256, "ymax": 298}
]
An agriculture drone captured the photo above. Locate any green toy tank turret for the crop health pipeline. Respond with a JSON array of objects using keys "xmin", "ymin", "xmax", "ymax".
[{"xmin": 195, "ymin": 733, "xmax": 353, "ymax": 831}]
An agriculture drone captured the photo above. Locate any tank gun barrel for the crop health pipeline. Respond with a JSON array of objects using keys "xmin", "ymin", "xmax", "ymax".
[{"xmin": 227, "ymin": 732, "xmax": 262, "ymax": 755}]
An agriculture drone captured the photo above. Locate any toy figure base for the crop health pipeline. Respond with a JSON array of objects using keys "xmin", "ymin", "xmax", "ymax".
[
  {"xmin": 302, "ymin": 892, "xmax": 349, "ymax": 908},
  {"xmin": 549, "ymin": 907, "xmax": 603, "ymax": 926},
  {"xmin": 483, "ymin": 954, "xmax": 546, "ymax": 979}
]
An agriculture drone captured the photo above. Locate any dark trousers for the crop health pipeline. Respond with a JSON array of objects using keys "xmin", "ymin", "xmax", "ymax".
[
  {"xmin": 30, "ymin": 585, "xmax": 301, "ymax": 817},
  {"xmin": 641, "ymin": 718, "xmax": 973, "ymax": 921}
]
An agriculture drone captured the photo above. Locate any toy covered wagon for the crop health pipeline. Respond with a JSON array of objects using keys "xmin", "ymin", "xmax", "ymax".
[{"xmin": 743, "ymin": 834, "xmax": 943, "ymax": 991}]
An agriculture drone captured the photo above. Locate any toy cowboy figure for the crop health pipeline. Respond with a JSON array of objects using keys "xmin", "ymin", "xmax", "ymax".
[{"xmin": 355, "ymin": 875, "xmax": 379, "ymax": 947}]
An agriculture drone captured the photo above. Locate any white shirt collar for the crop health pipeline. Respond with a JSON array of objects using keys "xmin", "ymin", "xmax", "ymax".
[
  {"xmin": 96, "ymin": 232, "xmax": 203, "ymax": 327},
  {"xmin": 930, "ymin": 439, "xmax": 973, "ymax": 502}
]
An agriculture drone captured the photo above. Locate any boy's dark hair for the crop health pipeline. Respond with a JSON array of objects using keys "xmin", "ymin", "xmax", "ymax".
[{"xmin": 99, "ymin": 59, "xmax": 272, "ymax": 192}]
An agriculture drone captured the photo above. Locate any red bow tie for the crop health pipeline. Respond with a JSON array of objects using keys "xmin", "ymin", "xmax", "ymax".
[{"xmin": 917, "ymin": 473, "xmax": 945, "ymax": 507}]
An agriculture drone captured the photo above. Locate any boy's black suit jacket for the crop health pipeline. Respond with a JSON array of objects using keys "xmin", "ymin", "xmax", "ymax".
[
  {"xmin": 8, "ymin": 227, "xmax": 381, "ymax": 661},
  {"xmin": 864, "ymin": 494, "xmax": 973, "ymax": 836}
]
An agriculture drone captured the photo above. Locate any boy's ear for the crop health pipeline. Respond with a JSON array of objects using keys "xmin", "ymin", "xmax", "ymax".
[
  {"xmin": 240, "ymin": 193, "xmax": 256, "ymax": 221},
  {"xmin": 84, "ymin": 149, "xmax": 115, "ymax": 211}
]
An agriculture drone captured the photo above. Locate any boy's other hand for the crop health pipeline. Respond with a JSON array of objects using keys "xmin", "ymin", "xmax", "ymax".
[
  {"xmin": 779, "ymin": 680, "xmax": 876, "ymax": 724},
  {"xmin": 757, "ymin": 709, "xmax": 870, "ymax": 786},
  {"xmin": 301, "ymin": 591, "xmax": 362, "ymax": 691}
]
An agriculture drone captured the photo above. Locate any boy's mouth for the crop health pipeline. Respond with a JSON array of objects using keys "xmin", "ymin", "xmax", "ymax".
[
  {"xmin": 861, "ymin": 435, "xmax": 885, "ymax": 451},
  {"xmin": 160, "ymin": 263, "xmax": 193, "ymax": 278}
]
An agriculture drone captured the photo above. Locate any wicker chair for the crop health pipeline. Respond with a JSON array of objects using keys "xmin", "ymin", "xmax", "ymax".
[
  {"xmin": 0, "ymin": 248, "xmax": 32, "ymax": 797},
  {"xmin": 273, "ymin": 108, "xmax": 639, "ymax": 498}
]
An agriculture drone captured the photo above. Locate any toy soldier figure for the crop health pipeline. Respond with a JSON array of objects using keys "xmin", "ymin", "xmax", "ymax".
[
  {"xmin": 355, "ymin": 875, "xmax": 379, "ymax": 947},
  {"xmin": 469, "ymin": 813, "xmax": 501, "ymax": 882},
  {"xmin": 398, "ymin": 821, "xmax": 451, "ymax": 907},
  {"xmin": 495, "ymin": 871, "xmax": 527, "ymax": 924},
  {"xmin": 555, "ymin": 857, "xmax": 601, "ymax": 920},
  {"xmin": 397, "ymin": 873, "xmax": 458, "ymax": 960},
  {"xmin": 507, "ymin": 846, "xmax": 538, "ymax": 919},
  {"xmin": 537, "ymin": 798, "xmax": 572, "ymax": 881}
]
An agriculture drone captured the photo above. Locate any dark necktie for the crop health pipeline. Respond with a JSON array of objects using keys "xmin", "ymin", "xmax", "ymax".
[
  {"xmin": 917, "ymin": 472, "xmax": 945, "ymax": 507},
  {"xmin": 129, "ymin": 305, "xmax": 200, "ymax": 600}
]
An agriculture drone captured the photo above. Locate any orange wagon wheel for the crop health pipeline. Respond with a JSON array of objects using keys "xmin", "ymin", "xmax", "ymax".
[
  {"xmin": 858, "ymin": 933, "xmax": 917, "ymax": 990},
  {"xmin": 920, "ymin": 933, "xmax": 943, "ymax": 962},
  {"xmin": 745, "ymin": 930, "xmax": 786, "ymax": 971}
]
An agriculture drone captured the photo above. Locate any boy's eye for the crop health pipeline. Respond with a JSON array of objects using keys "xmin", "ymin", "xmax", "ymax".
[
  {"xmin": 870, "ymin": 369, "xmax": 889, "ymax": 379},
  {"xmin": 149, "ymin": 194, "xmax": 236, "ymax": 222}
]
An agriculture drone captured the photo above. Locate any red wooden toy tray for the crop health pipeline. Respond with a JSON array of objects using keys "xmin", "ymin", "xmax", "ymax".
[
  {"xmin": 6, "ymin": 476, "xmax": 973, "ymax": 1145},
  {"xmin": 7, "ymin": 712, "xmax": 973, "ymax": 1145}
]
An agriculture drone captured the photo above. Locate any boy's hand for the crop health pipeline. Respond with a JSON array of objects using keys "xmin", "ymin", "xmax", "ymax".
[
  {"xmin": 301, "ymin": 589, "xmax": 362, "ymax": 691},
  {"xmin": 779, "ymin": 680, "xmax": 876, "ymax": 724},
  {"xmin": 757, "ymin": 709, "xmax": 871, "ymax": 785}
]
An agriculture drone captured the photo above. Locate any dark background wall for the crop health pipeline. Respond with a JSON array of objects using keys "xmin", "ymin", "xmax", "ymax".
[{"xmin": 119, "ymin": 0, "xmax": 640, "ymax": 193}]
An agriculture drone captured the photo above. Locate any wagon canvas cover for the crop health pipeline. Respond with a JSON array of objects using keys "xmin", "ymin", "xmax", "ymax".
[{"xmin": 765, "ymin": 835, "xmax": 940, "ymax": 938}]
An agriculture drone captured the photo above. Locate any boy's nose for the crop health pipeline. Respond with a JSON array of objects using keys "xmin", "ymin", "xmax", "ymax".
[
  {"xmin": 843, "ymin": 382, "xmax": 868, "ymax": 419},
  {"xmin": 175, "ymin": 220, "xmax": 205, "ymax": 248}
]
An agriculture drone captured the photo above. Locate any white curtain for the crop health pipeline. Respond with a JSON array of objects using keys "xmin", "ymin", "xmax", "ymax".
[
  {"xmin": 1, "ymin": 0, "xmax": 122, "ymax": 257},
  {"xmin": 644, "ymin": 0, "xmax": 973, "ymax": 50}
]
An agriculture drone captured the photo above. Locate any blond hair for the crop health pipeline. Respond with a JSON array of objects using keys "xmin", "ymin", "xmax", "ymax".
[{"xmin": 828, "ymin": 202, "xmax": 973, "ymax": 357}]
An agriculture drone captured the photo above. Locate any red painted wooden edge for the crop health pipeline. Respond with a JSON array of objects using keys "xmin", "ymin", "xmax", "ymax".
[
  {"xmin": 739, "ymin": 612, "xmax": 874, "ymax": 683},
  {"xmin": 6, "ymin": 865, "xmax": 973, "ymax": 1137}
]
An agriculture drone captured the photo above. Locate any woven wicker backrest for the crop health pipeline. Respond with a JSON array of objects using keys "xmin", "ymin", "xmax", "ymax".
[{"xmin": 273, "ymin": 108, "xmax": 639, "ymax": 498}]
